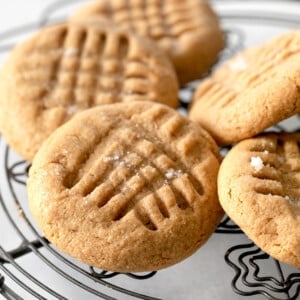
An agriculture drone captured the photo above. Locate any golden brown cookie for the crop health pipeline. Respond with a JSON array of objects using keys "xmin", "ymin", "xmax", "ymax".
[
  {"xmin": 0, "ymin": 22, "xmax": 178, "ymax": 161},
  {"xmin": 71, "ymin": 0, "xmax": 224, "ymax": 85},
  {"xmin": 28, "ymin": 101, "xmax": 223, "ymax": 272},
  {"xmin": 218, "ymin": 133, "xmax": 300, "ymax": 268},
  {"xmin": 189, "ymin": 30, "xmax": 300, "ymax": 145}
]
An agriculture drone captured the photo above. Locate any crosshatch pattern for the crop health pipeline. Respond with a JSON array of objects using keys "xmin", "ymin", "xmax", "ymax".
[
  {"xmin": 26, "ymin": 101, "xmax": 222, "ymax": 273},
  {"xmin": 244, "ymin": 134, "xmax": 300, "ymax": 202},
  {"xmin": 15, "ymin": 23, "xmax": 177, "ymax": 114},
  {"xmin": 0, "ymin": 20, "xmax": 178, "ymax": 161},
  {"xmin": 72, "ymin": 0, "xmax": 218, "ymax": 41},
  {"xmin": 194, "ymin": 31, "xmax": 300, "ymax": 108},
  {"xmin": 0, "ymin": 0, "xmax": 300, "ymax": 299},
  {"xmin": 35, "ymin": 104, "xmax": 210, "ymax": 230},
  {"xmin": 70, "ymin": 0, "xmax": 224, "ymax": 85}
]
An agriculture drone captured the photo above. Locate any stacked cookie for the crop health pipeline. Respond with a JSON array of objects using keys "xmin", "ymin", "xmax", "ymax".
[
  {"xmin": 0, "ymin": 1, "xmax": 225, "ymax": 272},
  {"xmin": 190, "ymin": 30, "xmax": 300, "ymax": 268}
]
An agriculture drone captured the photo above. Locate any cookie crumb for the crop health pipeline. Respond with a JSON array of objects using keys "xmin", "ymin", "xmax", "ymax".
[
  {"xmin": 250, "ymin": 156, "xmax": 264, "ymax": 172},
  {"xmin": 16, "ymin": 203, "xmax": 25, "ymax": 218},
  {"xmin": 64, "ymin": 48, "xmax": 78, "ymax": 57}
]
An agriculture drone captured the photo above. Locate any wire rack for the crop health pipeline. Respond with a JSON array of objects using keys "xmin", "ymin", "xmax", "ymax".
[{"xmin": 0, "ymin": 0, "xmax": 300, "ymax": 299}]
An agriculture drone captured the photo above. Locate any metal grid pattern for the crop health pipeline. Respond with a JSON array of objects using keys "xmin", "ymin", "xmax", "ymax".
[{"xmin": 0, "ymin": 0, "xmax": 299, "ymax": 299}]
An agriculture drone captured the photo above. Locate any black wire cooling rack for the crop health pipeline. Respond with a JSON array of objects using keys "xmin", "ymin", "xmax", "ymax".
[{"xmin": 0, "ymin": 0, "xmax": 300, "ymax": 299}]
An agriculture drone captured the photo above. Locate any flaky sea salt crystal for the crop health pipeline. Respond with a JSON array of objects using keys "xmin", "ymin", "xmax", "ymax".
[
  {"xmin": 229, "ymin": 56, "xmax": 247, "ymax": 71},
  {"xmin": 64, "ymin": 48, "xmax": 78, "ymax": 57},
  {"xmin": 61, "ymin": 148, "xmax": 68, "ymax": 155},
  {"xmin": 103, "ymin": 156, "xmax": 114, "ymax": 162},
  {"xmin": 165, "ymin": 168, "xmax": 182, "ymax": 180},
  {"xmin": 250, "ymin": 156, "xmax": 264, "ymax": 172},
  {"xmin": 103, "ymin": 155, "xmax": 121, "ymax": 163},
  {"xmin": 284, "ymin": 195, "xmax": 300, "ymax": 205},
  {"xmin": 165, "ymin": 169, "xmax": 174, "ymax": 180},
  {"xmin": 263, "ymin": 150, "xmax": 269, "ymax": 154}
]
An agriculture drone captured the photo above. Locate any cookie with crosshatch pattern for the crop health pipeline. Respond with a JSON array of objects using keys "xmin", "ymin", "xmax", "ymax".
[
  {"xmin": 218, "ymin": 133, "xmax": 300, "ymax": 268},
  {"xmin": 27, "ymin": 101, "xmax": 223, "ymax": 272},
  {"xmin": 71, "ymin": 0, "xmax": 224, "ymax": 85},
  {"xmin": 0, "ymin": 22, "xmax": 178, "ymax": 161},
  {"xmin": 189, "ymin": 30, "xmax": 300, "ymax": 145}
]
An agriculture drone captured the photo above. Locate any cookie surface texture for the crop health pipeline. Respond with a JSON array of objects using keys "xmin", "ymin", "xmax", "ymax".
[
  {"xmin": 218, "ymin": 133, "xmax": 300, "ymax": 267},
  {"xmin": 0, "ymin": 22, "xmax": 178, "ymax": 161},
  {"xmin": 28, "ymin": 101, "xmax": 223, "ymax": 272},
  {"xmin": 189, "ymin": 30, "xmax": 300, "ymax": 145},
  {"xmin": 71, "ymin": 0, "xmax": 224, "ymax": 85}
]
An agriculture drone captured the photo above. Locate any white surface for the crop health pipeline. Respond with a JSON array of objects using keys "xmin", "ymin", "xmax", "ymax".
[{"xmin": 0, "ymin": 1, "xmax": 299, "ymax": 300}]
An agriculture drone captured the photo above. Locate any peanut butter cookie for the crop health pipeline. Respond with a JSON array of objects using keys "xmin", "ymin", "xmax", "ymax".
[
  {"xmin": 218, "ymin": 133, "xmax": 300, "ymax": 268},
  {"xmin": 190, "ymin": 30, "xmax": 300, "ymax": 145},
  {"xmin": 71, "ymin": 0, "xmax": 224, "ymax": 85},
  {"xmin": 0, "ymin": 22, "xmax": 178, "ymax": 161},
  {"xmin": 28, "ymin": 101, "xmax": 223, "ymax": 272}
]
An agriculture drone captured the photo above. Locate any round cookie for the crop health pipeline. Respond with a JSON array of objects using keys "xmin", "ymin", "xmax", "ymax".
[
  {"xmin": 189, "ymin": 30, "xmax": 300, "ymax": 145},
  {"xmin": 218, "ymin": 133, "xmax": 300, "ymax": 268},
  {"xmin": 28, "ymin": 101, "xmax": 223, "ymax": 272},
  {"xmin": 71, "ymin": 0, "xmax": 224, "ymax": 85},
  {"xmin": 0, "ymin": 22, "xmax": 178, "ymax": 161}
]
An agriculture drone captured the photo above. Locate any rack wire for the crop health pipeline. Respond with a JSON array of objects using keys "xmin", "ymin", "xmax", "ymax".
[{"xmin": 0, "ymin": 0, "xmax": 300, "ymax": 299}]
